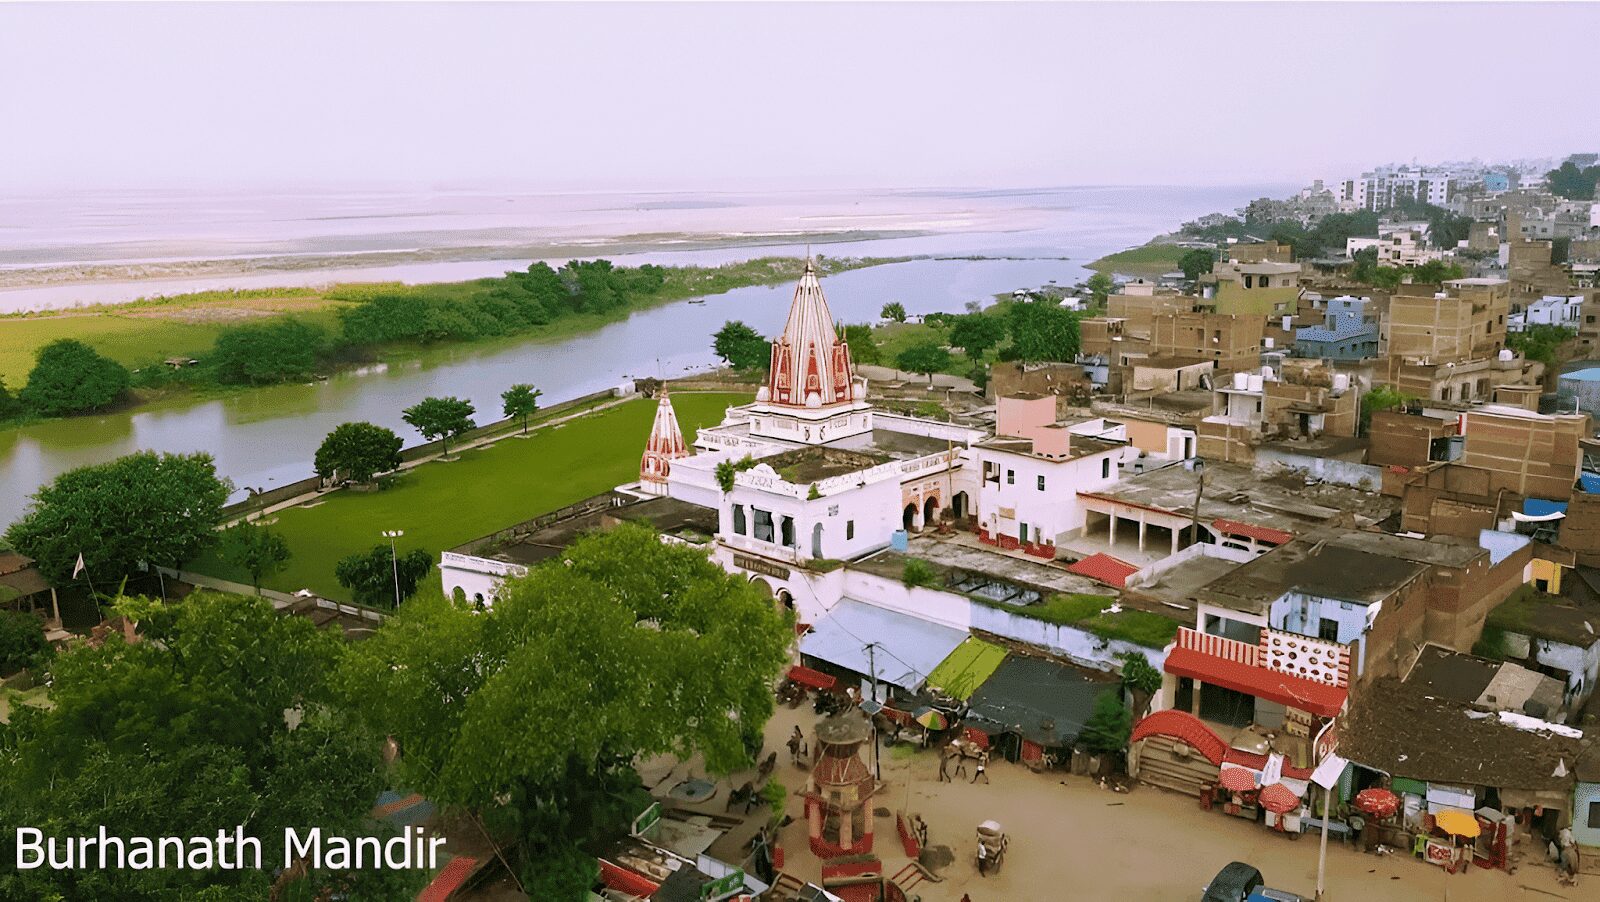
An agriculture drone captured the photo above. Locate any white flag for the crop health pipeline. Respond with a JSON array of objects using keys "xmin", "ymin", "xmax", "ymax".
[{"xmin": 72, "ymin": 552, "xmax": 86, "ymax": 579}]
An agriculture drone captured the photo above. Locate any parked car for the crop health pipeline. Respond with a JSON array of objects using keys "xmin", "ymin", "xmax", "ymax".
[{"xmin": 1202, "ymin": 862, "xmax": 1307, "ymax": 902}]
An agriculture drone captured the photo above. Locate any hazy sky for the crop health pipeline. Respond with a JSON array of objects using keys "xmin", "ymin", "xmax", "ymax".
[{"xmin": 3, "ymin": 2, "xmax": 1597, "ymax": 193}]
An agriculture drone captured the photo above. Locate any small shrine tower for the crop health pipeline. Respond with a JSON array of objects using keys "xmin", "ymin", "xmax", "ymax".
[
  {"xmin": 804, "ymin": 710, "xmax": 876, "ymax": 857},
  {"xmin": 639, "ymin": 389, "xmax": 688, "ymax": 495},
  {"xmin": 749, "ymin": 259, "xmax": 872, "ymax": 445}
]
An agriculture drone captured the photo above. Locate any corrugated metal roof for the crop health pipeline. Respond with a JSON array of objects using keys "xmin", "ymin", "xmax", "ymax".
[{"xmin": 799, "ymin": 599, "xmax": 967, "ymax": 692}]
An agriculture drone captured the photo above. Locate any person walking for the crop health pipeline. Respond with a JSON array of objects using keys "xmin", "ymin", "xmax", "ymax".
[
  {"xmin": 971, "ymin": 750, "xmax": 990, "ymax": 784},
  {"xmin": 937, "ymin": 744, "xmax": 952, "ymax": 782}
]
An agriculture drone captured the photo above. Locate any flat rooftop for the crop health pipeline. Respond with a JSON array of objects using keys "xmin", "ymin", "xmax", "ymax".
[
  {"xmin": 976, "ymin": 432, "xmax": 1123, "ymax": 462},
  {"xmin": 824, "ymin": 427, "xmax": 954, "ymax": 459},
  {"xmin": 1196, "ymin": 529, "xmax": 1434, "ymax": 615},
  {"xmin": 761, "ymin": 446, "xmax": 892, "ymax": 482},
  {"xmin": 464, "ymin": 495, "xmax": 718, "ymax": 568},
  {"xmin": 1080, "ymin": 462, "xmax": 1396, "ymax": 534}
]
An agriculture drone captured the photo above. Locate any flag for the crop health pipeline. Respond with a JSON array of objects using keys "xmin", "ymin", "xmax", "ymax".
[{"xmin": 72, "ymin": 552, "xmax": 86, "ymax": 579}]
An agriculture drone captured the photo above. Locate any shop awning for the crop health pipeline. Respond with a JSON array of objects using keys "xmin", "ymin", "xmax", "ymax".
[
  {"xmin": 1064, "ymin": 553, "xmax": 1140, "ymax": 588},
  {"xmin": 925, "ymin": 637, "xmax": 1008, "ymax": 701},
  {"xmin": 1212, "ymin": 518, "xmax": 1295, "ymax": 546},
  {"xmin": 798, "ymin": 599, "xmax": 967, "ymax": 692},
  {"xmin": 1165, "ymin": 645, "xmax": 1348, "ymax": 718},
  {"xmin": 787, "ymin": 664, "xmax": 838, "ymax": 691},
  {"xmin": 964, "ymin": 654, "xmax": 1114, "ymax": 748}
]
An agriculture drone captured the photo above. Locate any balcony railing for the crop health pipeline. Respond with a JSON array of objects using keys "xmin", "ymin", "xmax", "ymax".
[{"xmin": 1176, "ymin": 627, "xmax": 1259, "ymax": 666}]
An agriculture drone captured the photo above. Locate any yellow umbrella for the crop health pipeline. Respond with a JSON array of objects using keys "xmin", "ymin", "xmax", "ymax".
[{"xmin": 1435, "ymin": 809, "xmax": 1481, "ymax": 838}]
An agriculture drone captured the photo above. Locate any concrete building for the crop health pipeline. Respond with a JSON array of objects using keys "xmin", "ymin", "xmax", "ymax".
[
  {"xmin": 1294, "ymin": 296, "xmax": 1379, "ymax": 360},
  {"xmin": 1149, "ymin": 311, "xmax": 1265, "ymax": 374},
  {"xmin": 1458, "ymin": 405, "xmax": 1588, "ymax": 501},
  {"xmin": 1202, "ymin": 260, "xmax": 1302, "ymax": 316},
  {"xmin": 1508, "ymin": 294, "xmax": 1583, "ymax": 332},
  {"xmin": 1383, "ymin": 278, "xmax": 1510, "ymax": 364},
  {"xmin": 1195, "ymin": 360, "xmax": 1360, "ymax": 462},
  {"xmin": 1558, "ymin": 367, "xmax": 1600, "ymax": 416}
]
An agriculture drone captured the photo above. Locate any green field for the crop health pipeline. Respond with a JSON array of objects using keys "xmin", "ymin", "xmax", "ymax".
[
  {"xmin": 0, "ymin": 315, "xmax": 228, "ymax": 386},
  {"xmin": 191, "ymin": 392, "xmax": 749, "ymax": 601},
  {"xmin": 1086, "ymin": 243, "xmax": 1189, "ymax": 278}
]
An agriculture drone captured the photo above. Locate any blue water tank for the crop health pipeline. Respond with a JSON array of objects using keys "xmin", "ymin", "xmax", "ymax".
[{"xmin": 890, "ymin": 530, "xmax": 909, "ymax": 551}]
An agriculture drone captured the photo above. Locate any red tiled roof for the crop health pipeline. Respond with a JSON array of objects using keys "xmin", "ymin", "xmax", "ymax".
[
  {"xmin": 417, "ymin": 856, "xmax": 480, "ymax": 902},
  {"xmin": 597, "ymin": 859, "xmax": 660, "ymax": 898},
  {"xmin": 787, "ymin": 664, "xmax": 837, "ymax": 691},
  {"xmin": 1211, "ymin": 518, "xmax": 1295, "ymax": 546},
  {"xmin": 1064, "ymin": 552, "xmax": 1140, "ymax": 587},
  {"xmin": 1129, "ymin": 709, "xmax": 1228, "ymax": 766},
  {"xmin": 1222, "ymin": 747, "xmax": 1314, "ymax": 781},
  {"xmin": 1165, "ymin": 646, "xmax": 1348, "ymax": 718}
]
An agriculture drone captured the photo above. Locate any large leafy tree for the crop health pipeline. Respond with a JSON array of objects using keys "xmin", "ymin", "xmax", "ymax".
[
  {"xmin": 838, "ymin": 323, "xmax": 880, "ymax": 365},
  {"xmin": 896, "ymin": 341, "xmax": 951, "ymax": 384},
  {"xmin": 0, "ymin": 592, "xmax": 423, "ymax": 902},
  {"xmin": 5, "ymin": 451, "xmax": 231, "ymax": 584},
  {"xmin": 0, "ymin": 375, "xmax": 23, "ymax": 420},
  {"xmin": 1006, "ymin": 299, "xmax": 1081, "ymax": 363},
  {"xmin": 501, "ymin": 383, "xmax": 543, "ymax": 435},
  {"xmin": 1085, "ymin": 273, "xmax": 1115, "ymax": 308},
  {"xmin": 1546, "ymin": 161, "xmax": 1600, "ymax": 200},
  {"xmin": 1079, "ymin": 690, "xmax": 1133, "ymax": 754},
  {"xmin": 19, "ymin": 338, "xmax": 130, "ymax": 416},
  {"xmin": 339, "ymin": 523, "xmax": 792, "ymax": 899},
  {"xmin": 335, "ymin": 545, "xmax": 433, "ymax": 608},
  {"xmin": 1177, "ymin": 248, "xmax": 1217, "ymax": 282},
  {"xmin": 947, "ymin": 313, "xmax": 1006, "ymax": 361},
  {"xmin": 402, "ymin": 396, "xmax": 476, "ymax": 458},
  {"xmin": 711, "ymin": 320, "xmax": 769, "ymax": 371},
  {"xmin": 217, "ymin": 521, "xmax": 292, "ymax": 594},
  {"xmin": 0, "ymin": 610, "xmax": 49, "ymax": 675},
  {"xmin": 208, "ymin": 318, "xmax": 326, "ymax": 385},
  {"xmin": 880, "ymin": 301, "xmax": 908, "ymax": 323},
  {"xmin": 315, "ymin": 421, "xmax": 404, "ymax": 485}
]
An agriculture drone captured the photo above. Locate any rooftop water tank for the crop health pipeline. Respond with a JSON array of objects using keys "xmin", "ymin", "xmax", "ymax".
[
  {"xmin": 1498, "ymin": 349, "xmax": 1514, "ymax": 362},
  {"xmin": 1333, "ymin": 373, "xmax": 1351, "ymax": 393},
  {"xmin": 1233, "ymin": 371, "xmax": 1249, "ymax": 390}
]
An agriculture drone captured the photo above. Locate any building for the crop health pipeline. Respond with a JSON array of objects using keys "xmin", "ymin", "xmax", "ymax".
[
  {"xmin": 1458, "ymin": 405, "xmax": 1588, "ymax": 501},
  {"xmin": 1294, "ymin": 296, "xmax": 1379, "ymax": 360},
  {"xmin": 1202, "ymin": 260, "xmax": 1303, "ymax": 316},
  {"xmin": 1509, "ymin": 294, "xmax": 1583, "ymax": 332},
  {"xmin": 1384, "ymin": 278, "xmax": 1511, "ymax": 364},
  {"xmin": 1195, "ymin": 360, "xmax": 1360, "ymax": 462},
  {"xmin": 1348, "ymin": 230, "xmax": 1444, "ymax": 267},
  {"xmin": 1149, "ymin": 311, "xmax": 1265, "ymax": 374}
]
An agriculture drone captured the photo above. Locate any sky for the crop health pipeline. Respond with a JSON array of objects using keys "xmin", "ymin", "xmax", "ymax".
[{"xmin": 2, "ymin": 1, "xmax": 1598, "ymax": 193}]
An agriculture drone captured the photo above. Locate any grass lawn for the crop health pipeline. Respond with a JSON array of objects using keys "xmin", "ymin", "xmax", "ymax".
[
  {"xmin": 871, "ymin": 321, "xmax": 979, "ymax": 378},
  {"xmin": 1014, "ymin": 593, "xmax": 1180, "ymax": 649},
  {"xmin": 191, "ymin": 392, "xmax": 751, "ymax": 601},
  {"xmin": 0, "ymin": 316, "xmax": 229, "ymax": 385},
  {"xmin": 1086, "ymin": 243, "xmax": 1189, "ymax": 279}
]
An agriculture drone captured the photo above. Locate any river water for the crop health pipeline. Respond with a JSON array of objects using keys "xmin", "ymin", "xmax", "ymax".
[{"xmin": 0, "ymin": 184, "xmax": 1283, "ymax": 525}]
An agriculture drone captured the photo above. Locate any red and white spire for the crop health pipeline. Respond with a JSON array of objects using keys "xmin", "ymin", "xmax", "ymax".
[
  {"xmin": 759, "ymin": 258, "xmax": 862, "ymax": 409},
  {"xmin": 640, "ymin": 390, "xmax": 688, "ymax": 483}
]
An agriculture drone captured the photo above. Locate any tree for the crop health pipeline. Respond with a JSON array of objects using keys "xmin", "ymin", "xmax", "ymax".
[
  {"xmin": 0, "ymin": 375, "xmax": 22, "ymax": 420},
  {"xmin": 880, "ymin": 301, "xmax": 908, "ymax": 323},
  {"xmin": 1085, "ymin": 273, "xmax": 1115, "ymax": 307},
  {"xmin": 0, "ymin": 591, "xmax": 424, "ymax": 902},
  {"xmin": 402, "ymin": 396, "xmax": 476, "ymax": 459},
  {"xmin": 1409, "ymin": 259, "xmax": 1465, "ymax": 284},
  {"xmin": 335, "ymin": 544, "xmax": 433, "ymax": 608},
  {"xmin": 315, "ymin": 421, "xmax": 404, "ymax": 485},
  {"xmin": 902, "ymin": 558, "xmax": 938, "ymax": 587},
  {"xmin": 208, "ymin": 318, "xmax": 326, "ymax": 385},
  {"xmin": 896, "ymin": 341, "xmax": 951, "ymax": 384},
  {"xmin": 1360, "ymin": 384, "xmax": 1414, "ymax": 432},
  {"xmin": 947, "ymin": 313, "xmax": 1007, "ymax": 361},
  {"xmin": 5, "ymin": 451, "xmax": 231, "ymax": 585},
  {"xmin": 337, "ymin": 524, "xmax": 791, "ymax": 897},
  {"xmin": 501, "ymin": 383, "xmax": 543, "ymax": 435},
  {"xmin": 838, "ymin": 323, "xmax": 880, "ymax": 365},
  {"xmin": 711, "ymin": 320, "xmax": 770, "ymax": 371},
  {"xmin": 217, "ymin": 521, "xmax": 291, "ymax": 594},
  {"xmin": 1117, "ymin": 652, "xmax": 1162, "ymax": 719},
  {"xmin": 1546, "ymin": 161, "xmax": 1600, "ymax": 200},
  {"xmin": 1007, "ymin": 300, "xmax": 1080, "ymax": 363},
  {"xmin": 1177, "ymin": 248, "xmax": 1217, "ymax": 282},
  {"xmin": 19, "ymin": 338, "xmax": 130, "ymax": 416},
  {"xmin": 1508, "ymin": 324, "xmax": 1577, "ymax": 369},
  {"xmin": 1078, "ymin": 690, "xmax": 1133, "ymax": 754},
  {"xmin": 0, "ymin": 609, "xmax": 49, "ymax": 675}
]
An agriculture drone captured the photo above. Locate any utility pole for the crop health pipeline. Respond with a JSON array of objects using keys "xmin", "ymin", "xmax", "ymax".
[
  {"xmin": 382, "ymin": 529, "xmax": 405, "ymax": 607},
  {"xmin": 1189, "ymin": 459, "xmax": 1206, "ymax": 548},
  {"xmin": 866, "ymin": 642, "xmax": 881, "ymax": 782},
  {"xmin": 1316, "ymin": 782, "xmax": 1331, "ymax": 900}
]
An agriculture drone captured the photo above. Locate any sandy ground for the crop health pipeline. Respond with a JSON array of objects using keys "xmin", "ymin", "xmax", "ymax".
[{"xmin": 752, "ymin": 703, "xmax": 1579, "ymax": 902}]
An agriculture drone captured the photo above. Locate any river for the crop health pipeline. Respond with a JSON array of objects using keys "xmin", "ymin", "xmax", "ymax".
[{"xmin": 0, "ymin": 184, "xmax": 1285, "ymax": 526}]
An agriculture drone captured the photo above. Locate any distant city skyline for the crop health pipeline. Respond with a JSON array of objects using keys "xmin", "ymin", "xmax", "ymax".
[{"xmin": 2, "ymin": 2, "xmax": 1598, "ymax": 193}]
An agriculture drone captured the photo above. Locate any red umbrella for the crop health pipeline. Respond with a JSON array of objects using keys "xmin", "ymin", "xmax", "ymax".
[
  {"xmin": 1354, "ymin": 787, "xmax": 1400, "ymax": 819},
  {"xmin": 1219, "ymin": 767, "xmax": 1258, "ymax": 792},
  {"xmin": 1258, "ymin": 783, "xmax": 1302, "ymax": 814}
]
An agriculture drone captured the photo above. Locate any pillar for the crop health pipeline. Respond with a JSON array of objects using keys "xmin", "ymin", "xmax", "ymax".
[
  {"xmin": 1138, "ymin": 513, "xmax": 1148, "ymax": 552},
  {"xmin": 1108, "ymin": 513, "xmax": 1118, "ymax": 546},
  {"xmin": 1191, "ymin": 681, "xmax": 1203, "ymax": 716},
  {"xmin": 1170, "ymin": 525, "xmax": 1180, "ymax": 556}
]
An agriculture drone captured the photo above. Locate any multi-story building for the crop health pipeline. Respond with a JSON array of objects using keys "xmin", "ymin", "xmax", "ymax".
[
  {"xmin": 1383, "ymin": 278, "xmax": 1510, "ymax": 363},
  {"xmin": 1150, "ymin": 311, "xmax": 1265, "ymax": 373}
]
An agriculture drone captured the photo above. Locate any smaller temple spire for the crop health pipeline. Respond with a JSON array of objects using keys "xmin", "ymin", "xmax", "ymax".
[{"xmin": 640, "ymin": 389, "xmax": 688, "ymax": 484}]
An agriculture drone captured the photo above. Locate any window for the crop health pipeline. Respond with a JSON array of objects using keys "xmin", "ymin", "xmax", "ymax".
[
  {"xmin": 780, "ymin": 517, "xmax": 795, "ymax": 548},
  {"xmin": 1006, "ymin": 469, "xmax": 1014, "ymax": 485},
  {"xmin": 732, "ymin": 504, "xmax": 747, "ymax": 535},
  {"xmin": 846, "ymin": 520, "xmax": 855, "ymax": 540},
  {"xmin": 1589, "ymin": 800, "xmax": 1600, "ymax": 828},
  {"xmin": 1318, "ymin": 618, "xmax": 1340, "ymax": 642},
  {"xmin": 753, "ymin": 508, "xmax": 775, "ymax": 543},
  {"xmin": 1037, "ymin": 475, "xmax": 1046, "ymax": 491},
  {"xmin": 1260, "ymin": 276, "xmax": 1271, "ymax": 288},
  {"xmin": 1101, "ymin": 458, "xmax": 1111, "ymax": 479}
]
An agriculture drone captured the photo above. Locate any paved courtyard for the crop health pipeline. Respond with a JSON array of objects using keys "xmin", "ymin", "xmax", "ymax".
[{"xmin": 754, "ymin": 703, "xmax": 1578, "ymax": 902}]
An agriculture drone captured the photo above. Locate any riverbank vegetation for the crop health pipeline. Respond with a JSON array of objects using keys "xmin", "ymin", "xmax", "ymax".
[
  {"xmin": 1086, "ymin": 243, "xmax": 1189, "ymax": 278},
  {"xmin": 191, "ymin": 392, "xmax": 750, "ymax": 601},
  {"xmin": 0, "ymin": 255, "xmax": 903, "ymax": 429}
]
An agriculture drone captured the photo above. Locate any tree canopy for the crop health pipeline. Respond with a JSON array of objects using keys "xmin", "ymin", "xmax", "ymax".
[
  {"xmin": 5, "ymin": 451, "xmax": 231, "ymax": 584},
  {"xmin": 218, "ymin": 521, "xmax": 292, "ymax": 594},
  {"xmin": 1006, "ymin": 300, "xmax": 1080, "ymax": 363},
  {"xmin": 1546, "ymin": 161, "xmax": 1600, "ymax": 200},
  {"xmin": 337, "ymin": 523, "xmax": 792, "ymax": 898},
  {"xmin": 1508, "ymin": 324, "xmax": 1576, "ymax": 369},
  {"xmin": 19, "ymin": 338, "xmax": 130, "ymax": 416},
  {"xmin": 880, "ymin": 301, "xmax": 907, "ymax": 323},
  {"xmin": 501, "ymin": 384, "xmax": 543, "ymax": 435},
  {"xmin": 209, "ymin": 318, "xmax": 327, "ymax": 385},
  {"xmin": 711, "ymin": 320, "xmax": 770, "ymax": 371},
  {"xmin": 947, "ymin": 313, "xmax": 1006, "ymax": 361},
  {"xmin": 0, "ymin": 592, "xmax": 422, "ymax": 902},
  {"xmin": 0, "ymin": 376, "xmax": 23, "ymax": 420},
  {"xmin": 315, "ymin": 421, "xmax": 404, "ymax": 485},
  {"xmin": 335, "ymin": 545, "xmax": 433, "ymax": 609},
  {"xmin": 1177, "ymin": 248, "xmax": 1217, "ymax": 282},
  {"xmin": 895, "ymin": 341, "xmax": 951, "ymax": 383},
  {"xmin": 1084, "ymin": 273, "xmax": 1114, "ymax": 307},
  {"xmin": 0, "ymin": 609, "xmax": 49, "ymax": 675},
  {"xmin": 402, "ymin": 396, "xmax": 476, "ymax": 458},
  {"xmin": 837, "ymin": 323, "xmax": 880, "ymax": 365},
  {"xmin": 1078, "ymin": 690, "xmax": 1133, "ymax": 754}
]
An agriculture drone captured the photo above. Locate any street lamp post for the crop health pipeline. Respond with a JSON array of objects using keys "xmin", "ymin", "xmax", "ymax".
[{"xmin": 381, "ymin": 529, "xmax": 404, "ymax": 608}]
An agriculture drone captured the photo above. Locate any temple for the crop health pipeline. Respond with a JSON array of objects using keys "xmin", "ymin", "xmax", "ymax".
[
  {"xmin": 638, "ymin": 390, "xmax": 688, "ymax": 495},
  {"xmin": 748, "ymin": 258, "xmax": 872, "ymax": 445}
]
